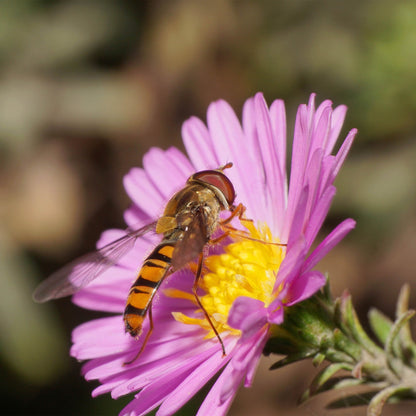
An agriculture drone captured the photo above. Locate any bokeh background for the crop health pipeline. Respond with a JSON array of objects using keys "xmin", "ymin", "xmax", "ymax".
[{"xmin": 1, "ymin": 1, "xmax": 416, "ymax": 415}]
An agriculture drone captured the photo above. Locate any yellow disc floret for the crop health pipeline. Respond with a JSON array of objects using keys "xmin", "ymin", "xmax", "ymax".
[{"xmin": 168, "ymin": 221, "xmax": 285, "ymax": 337}]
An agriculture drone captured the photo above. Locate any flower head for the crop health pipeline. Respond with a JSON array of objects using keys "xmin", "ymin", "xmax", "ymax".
[{"xmin": 71, "ymin": 93, "xmax": 356, "ymax": 415}]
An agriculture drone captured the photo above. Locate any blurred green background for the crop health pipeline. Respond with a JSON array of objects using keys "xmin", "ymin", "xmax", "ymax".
[{"xmin": 1, "ymin": 1, "xmax": 416, "ymax": 415}]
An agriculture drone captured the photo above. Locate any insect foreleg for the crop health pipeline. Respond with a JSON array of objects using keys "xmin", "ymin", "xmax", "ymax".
[
  {"xmin": 222, "ymin": 202, "xmax": 247, "ymax": 226},
  {"xmin": 223, "ymin": 203, "xmax": 287, "ymax": 247}
]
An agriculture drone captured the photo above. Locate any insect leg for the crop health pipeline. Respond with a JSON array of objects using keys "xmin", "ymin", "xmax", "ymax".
[
  {"xmin": 124, "ymin": 304, "xmax": 155, "ymax": 365},
  {"xmin": 223, "ymin": 203, "xmax": 287, "ymax": 247},
  {"xmin": 209, "ymin": 231, "xmax": 231, "ymax": 245},
  {"xmin": 220, "ymin": 224, "xmax": 287, "ymax": 247},
  {"xmin": 222, "ymin": 202, "xmax": 247, "ymax": 226},
  {"xmin": 193, "ymin": 252, "xmax": 227, "ymax": 357}
]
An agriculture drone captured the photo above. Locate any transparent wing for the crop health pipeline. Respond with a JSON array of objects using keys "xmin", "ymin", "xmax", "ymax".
[
  {"xmin": 171, "ymin": 209, "xmax": 208, "ymax": 271},
  {"xmin": 33, "ymin": 222, "xmax": 157, "ymax": 303}
]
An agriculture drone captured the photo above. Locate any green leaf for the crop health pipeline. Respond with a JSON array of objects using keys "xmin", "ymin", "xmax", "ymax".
[
  {"xmin": 300, "ymin": 363, "xmax": 353, "ymax": 403},
  {"xmin": 312, "ymin": 353, "xmax": 325, "ymax": 367},
  {"xmin": 269, "ymin": 351, "xmax": 315, "ymax": 370},
  {"xmin": 332, "ymin": 328, "xmax": 361, "ymax": 362},
  {"xmin": 326, "ymin": 391, "xmax": 378, "ymax": 409},
  {"xmin": 342, "ymin": 295, "xmax": 382, "ymax": 357},
  {"xmin": 321, "ymin": 276, "xmax": 333, "ymax": 303},
  {"xmin": 368, "ymin": 308, "xmax": 393, "ymax": 345},
  {"xmin": 385, "ymin": 310, "xmax": 416, "ymax": 375},
  {"xmin": 396, "ymin": 284, "xmax": 410, "ymax": 319},
  {"xmin": 368, "ymin": 385, "xmax": 414, "ymax": 416},
  {"xmin": 330, "ymin": 377, "xmax": 366, "ymax": 390},
  {"xmin": 395, "ymin": 285, "xmax": 416, "ymax": 367}
]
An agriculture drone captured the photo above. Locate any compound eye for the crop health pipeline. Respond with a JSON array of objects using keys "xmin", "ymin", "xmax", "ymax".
[{"xmin": 192, "ymin": 170, "xmax": 235, "ymax": 206}]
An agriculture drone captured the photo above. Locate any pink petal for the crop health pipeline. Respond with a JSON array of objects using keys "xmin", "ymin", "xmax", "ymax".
[
  {"xmin": 112, "ymin": 340, "xmax": 221, "ymax": 400},
  {"xmin": 123, "ymin": 167, "xmax": 164, "ymax": 218},
  {"xmin": 243, "ymin": 330, "xmax": 268, "ymax": 387},
  {"xmin": 71, "ymin": 317, "xmax": 129, "ymax": 360},
  {"xmin": 284, "ymin": 270, "xmax": 326, "ymax": 306},
  {"xmin": 316, "ymin": 155, "xmax": 336, "ymax": 200},
  {"xmin": 123, "ymin": 205, "xmax": 153, "ymax": 228},
  {"xmin": 182, "ymin": 116, "xmax": 219, "ymax": 170},
  {"xmin": 164, "ymin": 147, "xmax": 195, "ymax": 178},
  {"xmin": 228, "ymin": 297, "xmax": 268, "ymax": 339},
  {"xmin": 142, "ymin": 147, "xmax": 189, "ymax": 198},
  {"xmin": 242, "ymin": 97, "xmax": 265, "ymax": 172},
  {"xmin": 253, "ymin": 93, "xmax": 287, "ymax": 233},
  {"xmin": 121, "ymin": 347, "xmax": 223, "ymax": 416},
  {"xmin": 219, "ymin": 338, "xmax": 263, "ymax": 403},
  {"xmin": 333, "ymin": 128, "xmax": 357, "ymax": 177},
  {"xmin": 84, "ymin": 325, "xmax": 209, "ymax": 382},
  {"xmin": 303, "ymin": 218, "xmax": 356, "ymax": 272},
  {"xmin": 269, "ymin": 99, "xmax": 288, "ymax": 234},
  {"xmin": 282, "ymin": 103, "xmax": 310, "ymax": 240},
  {"xmin": 267, "ymin": 299, "xmax": 284, "ymax": 324},
  {"xmin": 241, "ymin": 97, "xmax": 270, "ymax": 222},
  {"xmin": 269, "ymin": 99, "xmax": 287, "ymax": 183},
  {"xmin": 197, "ymin": 341, "xmax": 256, "ymax": 416},
  {"xmin": 274, "ymin": 235, "xmax": 307, "ymax": 289},
  {"xmin": 286, "ymin": 186, "xmax": 309, "ymax": 247},
  {"xmin": 197, "ymin": 354, "xmax": 242, "ymax": 416},
  {"xmin": 310, "ymin": 102, "xmax": 332, "ymax": 154},
  {"xmin": 73, "ymin": 288, "xmax": 126, "ymax": 312},
  {"xmin": 157, "ymin": 344, "xmax": 235, "ymax": 416},
  {"xmin": 303, "ymin": 148, "xmax": 324, "ymax": 223},
  {"xmin": 207, "ymin": 99, "xmax": 264, "ymax": 221},
  {"xmin": 326, "ymin": 104, "xmax": 348, "ymax": 155},
  {"xmin": 304, "ymin": 185, "xmax": 336, "ymax": 247},
  {"xmin": 197, "ymin": 371, "xmax": 235, "ymax": 416}
]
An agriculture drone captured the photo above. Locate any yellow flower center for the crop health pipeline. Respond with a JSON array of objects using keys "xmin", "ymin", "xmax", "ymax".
[{"xmin": 167, "ymin": 221, "xmax": 285, "ymax": 338}]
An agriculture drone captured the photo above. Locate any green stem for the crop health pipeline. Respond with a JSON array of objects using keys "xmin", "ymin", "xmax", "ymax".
[{"xmin": 266, "ymin": 285, "xmax": 416, "ymax": 415}]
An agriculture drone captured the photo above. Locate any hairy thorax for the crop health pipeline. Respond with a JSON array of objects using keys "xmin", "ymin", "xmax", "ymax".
[{"xmin": 156, "ymin": 185, "xmax": 220, "ymax": 238}]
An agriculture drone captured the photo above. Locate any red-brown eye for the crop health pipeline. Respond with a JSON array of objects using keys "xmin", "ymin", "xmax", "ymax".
[{"xmin": 191, "ymin": 170, "xmax": 235, "ymax": 206}]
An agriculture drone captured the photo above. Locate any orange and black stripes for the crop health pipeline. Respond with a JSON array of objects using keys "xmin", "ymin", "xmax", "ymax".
[{"xmin": 123, "ymin": 241, "xmax": 175, "ymax": 337}]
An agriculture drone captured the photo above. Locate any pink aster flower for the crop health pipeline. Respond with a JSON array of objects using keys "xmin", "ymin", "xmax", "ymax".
[{"xmin": 70, "ymin": 93, "xmax": 356, "ymax": 416}]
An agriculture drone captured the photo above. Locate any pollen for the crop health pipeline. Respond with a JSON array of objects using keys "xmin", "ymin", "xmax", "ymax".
[{"xmin": 169, "ymin": 221, "xmax": 286, "ymax": 337}]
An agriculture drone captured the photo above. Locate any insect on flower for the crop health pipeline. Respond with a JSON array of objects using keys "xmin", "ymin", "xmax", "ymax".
[{"xmin": 33, "ymin": 162, "xmax": 255, "ymax": 359}]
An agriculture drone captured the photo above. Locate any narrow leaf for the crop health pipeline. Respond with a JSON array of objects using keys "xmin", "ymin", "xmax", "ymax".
[
  {"xmin": 326, "ymin": 390, "xmax": 377, "ymax": 409},
  {"xmin": 385, "ymin": 310, "xmax": 416, "ymax": 375},
  {"xmin": 312, "ymin": 353, "xmax": 325, "ymax": 367},
  {"xmin": 343, "ymin": 295, "xmax": 382, "ymax": 357},
  {"xmin": 305, "ymin": 363, "xmax": 352, "ymax": 398},
  {"xmin": 368, "ymin": 308, "xmax": 393, "ymax": 345},
  {"xmin": 269, "ymin": 351, "xmax": 314, "ymax": 370},
  {"xmin": 395, "ymin": 285, "xmax": 416, "ymax": 366},
  {"xmin": 368, "ymin": 385, "xmax": 413, "ymax": 416}
]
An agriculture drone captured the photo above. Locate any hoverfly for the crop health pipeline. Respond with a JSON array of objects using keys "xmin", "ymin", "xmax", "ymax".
[{"xmin": 33, "ymin": 162, "xmax": 247, "ymax": 358}]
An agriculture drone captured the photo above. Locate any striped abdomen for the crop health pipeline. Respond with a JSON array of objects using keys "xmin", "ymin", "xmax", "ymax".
[{"xmin": 123, "ymin": 241, "xmax": 175, "ymax": 337}]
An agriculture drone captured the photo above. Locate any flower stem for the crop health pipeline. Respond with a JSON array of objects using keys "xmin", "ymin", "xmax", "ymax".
[{"xmin": 265, "ymin": 283, "xmax": 416, "ymax": 415}]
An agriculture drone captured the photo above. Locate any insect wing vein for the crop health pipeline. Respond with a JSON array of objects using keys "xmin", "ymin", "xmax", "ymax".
[
  {"xmin": 33, "ymin": 222, "xmax": 157, "ymax": 302},
  {"xmin": 171, "ymin": 210, "xmax": 208, "ymax": 271}
]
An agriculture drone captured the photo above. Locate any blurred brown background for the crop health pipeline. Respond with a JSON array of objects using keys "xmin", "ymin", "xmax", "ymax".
[{"xmin": 1, "ymin": 1, "xmax": 416, "ymax": 415}]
